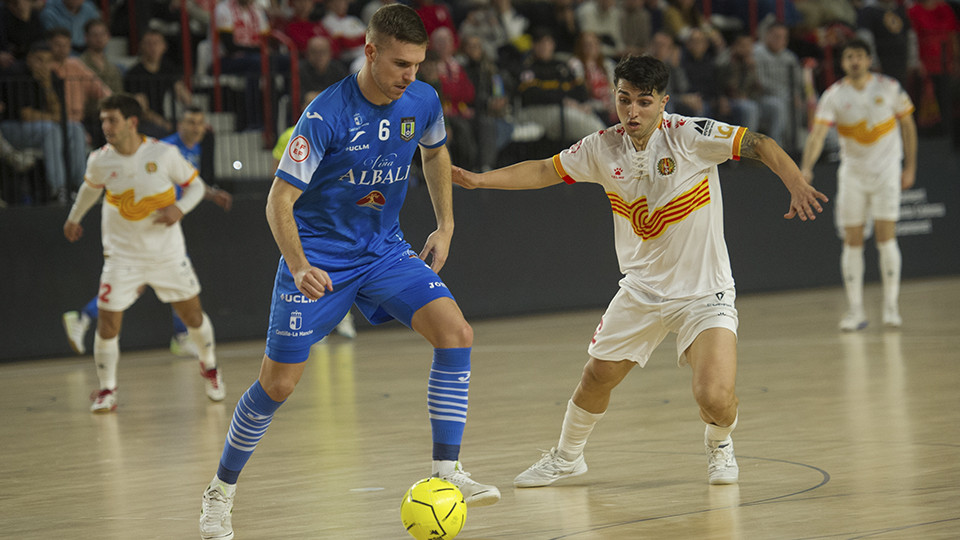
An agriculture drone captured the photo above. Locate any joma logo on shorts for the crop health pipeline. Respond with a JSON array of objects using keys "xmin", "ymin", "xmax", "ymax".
[{"xmin": 280, "ymin": 294, "xmax": 317, "ymax": 303}]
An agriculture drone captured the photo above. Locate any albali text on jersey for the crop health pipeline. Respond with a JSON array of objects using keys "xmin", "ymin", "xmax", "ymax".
[
  {"xmin": 275, "ymin": 74, "xmax": 447, "ymax": 270},
  {"xmin": 84, "ymin": 137, "xmax": 202, "ymax": 264},
  {"xmin": 553, "ymin": 113, "xmax": 746, "ymax": 300}
]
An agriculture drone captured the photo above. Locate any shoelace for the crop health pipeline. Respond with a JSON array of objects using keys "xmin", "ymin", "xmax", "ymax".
[
  {"xmin": 708, "ymin": 445, "xmax": 734, "ymax": 467},
  {"xmin": 631, "ymin": 151, "xmax": 648, "ymax": 181},
  {"xmin": 201, "ymin": 488, "xmax": 230, "ymax": 520}
]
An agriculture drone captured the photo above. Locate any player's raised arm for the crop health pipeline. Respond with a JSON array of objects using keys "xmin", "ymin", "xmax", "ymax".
[
  {"xmin": 265, "ymin": 177, "xmax": 332, "ymax": 300},
  {"xmin": 452, "ymin": 158, "xmax": 563, "ymax": 190},
  {"xmin": 739, "ymin": 130, "xmax": 829, "ymax": 221},
  {"xmin": 418, "ymin": 144, "xmax": 454, "ymax": 272}
]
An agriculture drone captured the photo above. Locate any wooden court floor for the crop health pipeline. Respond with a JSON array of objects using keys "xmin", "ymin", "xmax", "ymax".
[{"xmin": 1, "ymin": 277, "xmax": 958, "ymax": 539}]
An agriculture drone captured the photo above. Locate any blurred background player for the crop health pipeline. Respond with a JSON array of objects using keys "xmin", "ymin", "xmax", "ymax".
[
  {"xmin": 63, "ymin": 94, "xmax": 225, "ymax": 412},
  {"xmin": 63, "ymin": 106, "xmax": 233, "ymax": 357},
  {"xmin": 800, "ymin": 39, "xmax": 917, "ymax": 331}
]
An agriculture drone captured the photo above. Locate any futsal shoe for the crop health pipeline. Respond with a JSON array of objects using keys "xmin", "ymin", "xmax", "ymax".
[
  {"xmin": 882, "ymin": 306, "xmax": 902, "ymax": 328},
  {"xmin": 171, "ymin": 332, "xmax": 200, "ymax": 358},
  {"xmin": 436, "ymin": 461, "xmax": 501, "ymax": 507},
  {"xmin": 62, "ymin": 310, "xmax": 89, "ymax": 354},
  {"xmin": 839, "ymin": 310, "xmax": 868, "ymax": 332},
  {"xmin": 514, "ymin": 447, "xmax": 588, "ymax": 488},
  {"xmin": 706, "ymin": 436, "xmax": 739, "ymax": 485},
  {"xmin": 200, "ymin": 476, "xmax": 235, "ymax": 540},
  {"xmin": 335, "ymin": 312, "xmax": 357, "ymax": 339},
  {"xmin": 90, "ymin": 388, "xmax": 117, "ymax": 413},
  {"xmin": 200, "ymin": 365, "xmax": 226, "ymax": 401}
]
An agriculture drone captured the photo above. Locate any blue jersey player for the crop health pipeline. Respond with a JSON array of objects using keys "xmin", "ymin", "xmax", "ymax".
[{"xmin": 200, "ymin": 6, "xmax": 500, "ymax": 539}]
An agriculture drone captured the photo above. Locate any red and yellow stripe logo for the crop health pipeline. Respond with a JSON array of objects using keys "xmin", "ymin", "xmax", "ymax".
[
  {"xmin": 608, "ymin": 177, "xmax": 711, "ymax": 240},
  {"xmin": 105, "ymin": 187, "xmax": 176, "ymax": 221},
  {"xmin": 835, "ymin": 117, "xmax": 896, "ymax": 145}
]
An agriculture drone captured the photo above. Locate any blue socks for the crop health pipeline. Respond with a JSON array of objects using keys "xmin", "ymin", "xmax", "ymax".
[
  {"xmin": 171, "ymin": 309, "xmax": 187, "ymax": 334},
  {"xmin": 82, "ymin": 296, "xmax": 98, "ymax": 320},
  {"xmin": 428, "ymin": 348, "xmax": 471, "ymax": 462},
  {"xmin": 217, "ymin": 380, "xmax": 284, "ymax": 484}
]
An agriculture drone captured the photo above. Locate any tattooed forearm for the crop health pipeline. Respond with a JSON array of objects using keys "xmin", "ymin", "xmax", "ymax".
[{"xmin": 739, "ymin": 131, "xmax": 769, "ymax": 160}]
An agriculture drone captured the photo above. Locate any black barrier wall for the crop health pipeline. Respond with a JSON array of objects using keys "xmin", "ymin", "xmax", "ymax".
[{"xmin": 2, "ymin": 139, "xmax": 958, "ymax": 361}]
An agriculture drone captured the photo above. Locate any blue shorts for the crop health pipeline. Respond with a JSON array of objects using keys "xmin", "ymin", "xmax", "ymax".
[{"xmin": 265, "ymin": 250, "xmax": 455, "ymax": 363}]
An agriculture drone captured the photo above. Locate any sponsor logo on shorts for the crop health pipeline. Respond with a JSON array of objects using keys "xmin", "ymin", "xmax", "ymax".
[
  {"xmin": 280, "ymin": 293, "xmax": 317, "ymax": 304},
  {"xmin": 289, "ymin": 310, "xmax": 302, "ymax": 330},
  {"xmin": 716, "ymin": 292, "xmax": 724, "ymax": 301}
]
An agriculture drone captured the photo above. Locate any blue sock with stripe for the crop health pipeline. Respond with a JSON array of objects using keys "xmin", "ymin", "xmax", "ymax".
[
  {"xmin": 171, "ymin": 308, "xmax": 187, "ymax": 334},
  {"xmin": 428, "ymin": 347, "xmax": 471, "ymax": 462},
  {"xmin": 217, "ymin": 380, "xmax": 284, "ymax": 484}
]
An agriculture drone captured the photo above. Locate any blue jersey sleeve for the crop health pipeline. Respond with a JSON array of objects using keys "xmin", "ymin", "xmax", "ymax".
[{"xmin": 276, "ymin": 97, "xmax": 340, "ymax": 191}]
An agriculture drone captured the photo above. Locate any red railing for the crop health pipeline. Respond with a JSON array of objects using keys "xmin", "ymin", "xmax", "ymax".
[{"xmin": 261, "ymin": 30, "xmax": 301, "ymax": 148}]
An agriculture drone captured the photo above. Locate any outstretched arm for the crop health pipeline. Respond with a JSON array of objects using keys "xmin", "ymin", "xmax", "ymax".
[
  {"xmin": 419, "ymin": 144, "xmax": 454, "ymax": 273},
  {"xmin": 451, "ymin": 158, "xmax": 563, "ymax": 190},
  {"xmin": 740, "ymin": 130, "xmax": 829, "ymax": 221}
]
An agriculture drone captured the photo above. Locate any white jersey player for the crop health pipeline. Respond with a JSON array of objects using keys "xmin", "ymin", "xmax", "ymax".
[
  {"xmin": 63, "ymin": 94, "xmax": 226, "ymax": 413},
  {"xmin": 801, "ymin": 38, "xmax": 917, "ymax": 331},
  {"xmin": 453, "ymin": 55, "xmax": 827, "ymax": 487}
]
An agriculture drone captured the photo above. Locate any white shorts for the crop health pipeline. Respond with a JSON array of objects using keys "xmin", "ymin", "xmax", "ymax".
[
  {"xmin": 97, "ymin": 256, "xmax": 201, "ymax": 312},
  {"xmin": 836, "ymin": 164, "xmax": 901, "ymax": 227},
  {"xmin": 587, "ymin": 286, "xmax": 739, "ymax": 367}
]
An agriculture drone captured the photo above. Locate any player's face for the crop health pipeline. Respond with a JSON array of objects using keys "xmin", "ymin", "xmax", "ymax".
[
  {"xmin": 367, "ymin": 37, "xmax": 426, "ymax": 104},
  {"xmin": 615, "ymin": 80, "xmax": 668, "ymax": 146},
  {"xmin": 841, "ymin": 48, "xmax": 870, "ymax": 79},
  {"xmin": 100, "ymin": 109, "xmax": 138, "ymax": 146},
  {"xmin": 178, "ymin": 112, "xmax": 206, "ymax": 145}
]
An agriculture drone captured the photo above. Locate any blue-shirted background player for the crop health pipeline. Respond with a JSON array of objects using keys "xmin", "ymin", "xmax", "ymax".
[
  {"xmin": 62, "ymin": 107, "xmax": 232, "ymax": 358},
  {"xmin": 200, "ymin": 6, "xmax": 500, "ymax": 539}
]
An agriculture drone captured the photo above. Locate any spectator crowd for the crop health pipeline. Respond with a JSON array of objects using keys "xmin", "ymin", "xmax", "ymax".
[{"xmin": 2, "ymin": 0, "xmax": 959, "ymax": 206}]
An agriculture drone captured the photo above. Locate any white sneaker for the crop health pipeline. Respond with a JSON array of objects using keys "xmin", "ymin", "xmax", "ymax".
[
  {"xmin": 335, "ymin": 312, "xmax": 357, "ymax": 339},
  {"xmin": 706, "ymin": 437, "xmax": 739, "ymax": 485},
  {"xmin": 90, "ymin": 388, "xmax": 117, "ymax": 413},
  {"xmin": 171, "ymin": 332, "xmax": 200, "ymax": 358},
  {"xmin": 514, "ymin": 448, "xmax": 587, "ymax": 488},
  {"xmin": 839, "ymin": 310, "xmax": 868, "ymax": 332},
  {"xmin": 200, "ymin": 476, "xmax": 236, "ymax": 540},
  {"xmin": 200, "ymin": 365, "xmax": 226, "ymax": 401},
  {"xmin": 436, "ymin": 461, "xmax": 500, "ymax": 507},
  {"xmin": 882, "ymin": 306, "xmax": 902, "ymax": 328},
  {"xmin": 62, "ymin": 311, "xmax": 89, "ymax": 355}
]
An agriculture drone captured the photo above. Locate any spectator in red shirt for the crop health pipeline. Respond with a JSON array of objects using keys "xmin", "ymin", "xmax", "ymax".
[
  {"xmin": 322, "ymin": 0, "xmax": 366, "ymax": 64},
  {"xmin": 907, "ymin": 0, "xmax": 960, "ymax": 131},
  {"xmin": 282, "ymin": 0, "xmax": 336, "ymax": 54},
  {"xmin": 431, "ymin": 26, "xmax": 477, "ymax": 169},
  {"xmin": 414, "ymin": 0, "xmax": 458, "ymax": 48}
]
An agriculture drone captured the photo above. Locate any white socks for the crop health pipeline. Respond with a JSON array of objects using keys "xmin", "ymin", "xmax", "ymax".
[
  {"xmin": 188, "ymin": 312, "xmax": 217, "ymax": 370},
  {"xmin": 841, "ymin": 244, "xmax": 865, "ymax": 313},
  {"xmin": 877, "ymin": 239, "xmax": 901, "ymax": 310},
  {"xmin": 705, "ymin": 413, "xmax": 738, "ymax": 445},
  {"xmin": 93, "ymin": 334, "xmax": 120, "ymax": 390},
  {"xmin": 557, "ymin": 399, "xmax": 605, "ymax": 461}
]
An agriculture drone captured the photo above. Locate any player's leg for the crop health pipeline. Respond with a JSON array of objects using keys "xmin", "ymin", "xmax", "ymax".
[
  {"xmin": 874, "ymin": 220, "xmax": 902, "ymax": 326},
  {"xmin": 200, "ymin": 355, "xmax": 302, "ymax": 540},
  {"xmin": 91, "ymin": 309, "xmax": 124, "ymax": 413},
  {"xmin": 63, "ymin": 295, "xmax": 98, "ymax": 355},
  {"xmin": 687, "ymin": 327, "xmax": 740, "ymax": 485},
  {"xmin": 169, "ymin": 307, "xmax": 198, "ymax": 358},
  {"xmin": 152, "ymin": 258, "xmax": 222, "ymax": 400},
  {"xmin": 837, "ymin": 169, "xmax": 869, "ymax": 331},
  {"xmin": 516, "ymin": 287, "xmax": 662, "ymax": 488}
]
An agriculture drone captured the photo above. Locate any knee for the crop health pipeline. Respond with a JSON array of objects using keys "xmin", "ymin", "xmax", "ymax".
[
  {"xmin": 260, "ymin": 377, "xmax": 297, "ymax": 402},
  {"xmin": 580, "ymin": 360, "xmax": 623, "ymax": 393},
  {"xmin": 693, "ymin": 381, "xmax": 738, "ymax": 420},
  {"xmin": 441, "ymin": 320, "xmax": 473, "ymax": 348}
]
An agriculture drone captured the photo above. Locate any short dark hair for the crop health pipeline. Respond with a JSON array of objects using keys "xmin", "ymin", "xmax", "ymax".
[
  {"xmin": 46, "ymin": 27, "xmax": 72, "ymax": 41},
  {"xmin": 614, "ymin": 55, "xmax": 670, "ymax": 96},
  {"xmin": 841, "ymin": 38, "xmax": 872, "ymax": 57},
  {"xmin": 84, "ymin": 18, "xmax": 107, "ymax": 35},
  {"xmin": 100, "ymin": 93, "xmax": 143, "ymax": 120},
  {"xmin": 368, "ymin": 4, "xmax": 429, "ymax": 47},
  {"xmin": 184, "ymin": 105, "xmax": 205, "ymax": 116}
]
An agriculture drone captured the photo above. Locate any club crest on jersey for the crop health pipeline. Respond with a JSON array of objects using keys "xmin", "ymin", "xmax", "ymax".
[
  {"xmin": 145, "ymin": 162, "xmax": 158, "ymax": 173},
  {"xmin": 288, "ymin": 135, "xmax": 310, "ymax": 162},
  {"xmin": 356, "ymin": 190, "xmax": 386, "ymax": 211},
  {"xmin": 400, "ymin": 117, "xmax": 415, "ymax": 141},
  {"xmin": 353, "ymin": 113, "xmax": 364, "ymax": 126},
  {"xmin": 657, "ymin": 157, "xmax": 676, "ymax": 176}
]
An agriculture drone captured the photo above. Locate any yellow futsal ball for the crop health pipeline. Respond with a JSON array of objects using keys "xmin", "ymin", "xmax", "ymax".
[{"xmin": 400, "ymin": 477, "xmax": 467, "ymax": 540}]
